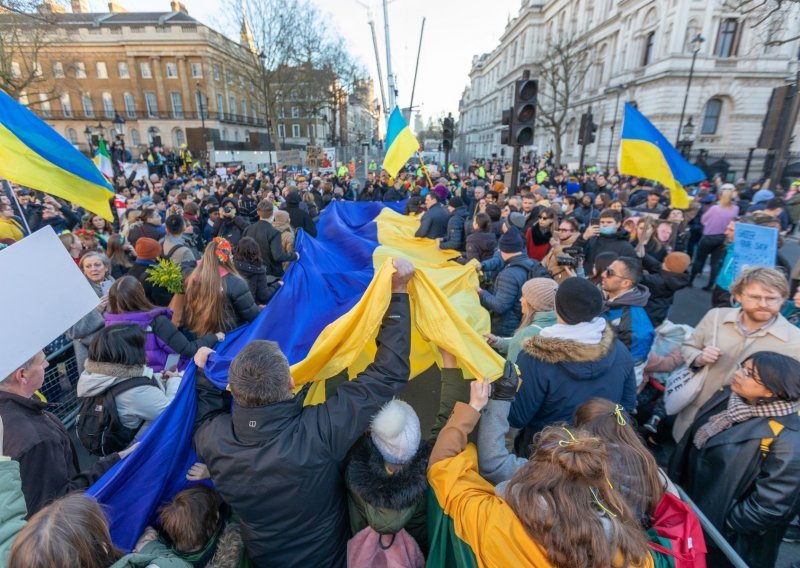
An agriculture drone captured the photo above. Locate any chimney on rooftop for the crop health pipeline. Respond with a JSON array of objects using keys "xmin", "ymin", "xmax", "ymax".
[
  {"xmin": 169, "ymin": 1, "xmax": 188, "ymax": 13},
  {"xmin": 71, "ymin": 0, "xmax": 88, "ymax": 13},
  {"xmin": 108, "ymin": 1, "xmax": 128, "ymax": 12}
]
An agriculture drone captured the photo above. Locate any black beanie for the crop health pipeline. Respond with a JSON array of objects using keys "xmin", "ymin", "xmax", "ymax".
[
  {"xmin": 555, "ymin": 277, "xmax": 604, "ymax": 324},
  {"xmin": 449, "ymin": 196, "xmax": 464, "ymax": 208},
  {"xmin": 498, "ymin": 227, "xmax": 524, "ymax": 253}
]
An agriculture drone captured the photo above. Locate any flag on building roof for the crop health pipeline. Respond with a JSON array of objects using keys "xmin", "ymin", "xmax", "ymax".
[
  {"xmin": 88, "ymin": 200, "xmax": 505, "ymax": 550},
  {"xmin": 0, "ymin": 89, "xmax": 114, "ymax": 221},
  {"xmin": 618, "ymin": 103, "xmax": 706, "ymax": 209},
  {"xmin": 383, "ymin": 106, "xmax": 420, "ymax": 177},
  {"xmin": 93, "ymin": 137, "xmax": 114, "ymax": 183}
]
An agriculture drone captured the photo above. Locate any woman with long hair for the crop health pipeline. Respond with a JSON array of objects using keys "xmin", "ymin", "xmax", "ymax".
[
  {"xmin": 105, "ymin": 233, "xmax": 134, "ymax": 279},
  {"xmin": 106, "ymin": 276, "xmax": 222, "ymax": 372},
  {"xmin": 691, "ymin": 185, "xmax": 740, "ymax": 290},
  {"xmin": 183, "ymin": 238, "xmax": 259, "ymax": 337},
  {"xmin": 633, "ymin": 216, "xmax": 666, "ymax": 262},
  {"xmin": 83, "ymin": 214, "xmax": 114, "ymax": 248},
  {"xmin": 542, "ymin": 216, "xmax": 581, "ymax": 283},
  {"xmin": 525, "ymin": 207, "xmax": 555, "ymax": 261}
]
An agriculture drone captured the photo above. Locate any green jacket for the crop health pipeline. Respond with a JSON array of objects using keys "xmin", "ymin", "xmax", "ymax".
[
  {"xmin": 0, "ymin": 458, "xmax": 27, "ymax": 567},
  {"xmin": 109, "ymin": 542, "xmax": 191, "ymax": 568},
  {"xmin": 494, "ymin": 311, "xmax": 557, "ymax": 364}
]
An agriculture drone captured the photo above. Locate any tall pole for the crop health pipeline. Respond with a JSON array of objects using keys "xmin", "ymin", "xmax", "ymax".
[
  {"xmin": 409, "ymin": 17, "xmax": 426, "ymax": 118},
  {"xmin": 382, "ymin": 0, "xmax": 396, "ymax": 109},
  {"xmin": 676, "ymin": 35, "xmax": 704, "ymax": 146},
  {"xmin": 772, "ymin": 63, "xmax": 800, "ymax": 185},
  {"xmin": 368, "ymin": 20, "xmax": 388, "ymax": 116},
  {"xmin": 510, "ymin": 145, "xmax": 521, "ymax": 196},
  {"xmin": 606, "ymin": 88, "xmax": 622, "ymax": 173}
]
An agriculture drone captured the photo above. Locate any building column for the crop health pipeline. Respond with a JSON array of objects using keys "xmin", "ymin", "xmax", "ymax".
[
  {"xmin": 176, "ymin": 56, "xmax": 192, "ymax": 118},
  {"xmin": 151, "ymin": 56, "xmax": 168, "ymax": 117}
]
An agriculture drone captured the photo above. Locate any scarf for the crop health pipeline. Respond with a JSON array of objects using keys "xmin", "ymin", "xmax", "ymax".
[
  {"xmin": 693, "ymin": 393, "xmax": 800, "ymax": 449},
  {"xmin": 539, "ymin": 317, "xmax": 606, "ymax": 345}
]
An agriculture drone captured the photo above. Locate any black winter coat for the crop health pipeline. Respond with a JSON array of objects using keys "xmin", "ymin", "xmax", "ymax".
[
  {"xmin": 212, "ymin": 216, "xmax": 249, "ymax": 247},
  {"xmin": 285, "ymin": 194, "xmax": 318, "ymax": 238},
  {"xmin": 642, "ymin": 269, "xmax": 691, "ymax": 327},
  {"xmin": 0, "ymin": 391, "xmax": 119, "ymax": 517},
  {"xmin": 127, "ymin": 222, "xmax": 164, "ymax": 247},
  {"xmin": 439, "ymin": 206, "xmax": 469, "ymax": 251},
  {"xmin": 465, "ymin": 231, "xmax": 497, "ymax": 262},
  {"xmin": 242, "ymin": 220, "xmax": 297, "ymax": 278},
  {"xmin": 575, "ymin": 228, "xmax": 637, "ymax": 275},
  {"xmin": 480, "ymin": 254, "xmax": 549, "ymax": 336},
  {"xmin": 128, "ymin": 261, "xmax": 173, "ymax": 307},
  {"xmin": 233, "ymin": 259, "xmax": 281, "ymax": 305},
  {"xmin": 415, "ymin": 203, "xmax": 449, "ymax": 239},
  {"xmin": 222, "ymin": 273, "xmax": 260, "ymax": 331},
  {"xmin": 193, "ymin": 294, "xmax": 411, "ymax": 568},
  {"xmin": 669, "ymin": 388, "xmax": 800, "ymax": 568}
]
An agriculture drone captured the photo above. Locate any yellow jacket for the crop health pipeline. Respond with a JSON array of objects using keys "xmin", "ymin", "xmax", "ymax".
[{"xmin": 0, "ymin": 217, "xmax": 24, "ymax": 242}]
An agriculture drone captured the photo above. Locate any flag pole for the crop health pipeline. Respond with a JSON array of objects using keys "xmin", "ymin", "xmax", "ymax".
[
  {"xmin": 417, "ymin": 152, "xmax": 435, "ymax": 189},
  {"xmin": 3, "ymin": 179, "xmax": 32, "ymax": 235}
]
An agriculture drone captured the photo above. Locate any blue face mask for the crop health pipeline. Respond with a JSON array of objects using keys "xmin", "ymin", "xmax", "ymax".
[{"xmin": 599, "ymin": 226, "xmax": 617, "ymax": 236}]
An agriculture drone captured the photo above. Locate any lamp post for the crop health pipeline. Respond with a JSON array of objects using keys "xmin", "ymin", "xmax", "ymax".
[
  {"xmin": 112, "ymin": 112, "xmax": 126, "ymax": 139},
  {"xmin": 677, "ymin": 116, "xmax": 695, "ymax": 158},
  {"xmin": 195, "ymin": 83, "xmax": 208, "ymax": 161},
  {"xmin": 676, "ymin": 33, "xmax": 705, "ymax": 146},
  {"xmin": 84, "ymin": 126, "xmax": 94, "ymax": 155},
  {"xmin": 604, "ymin": 84, "xmax": 625, "ymax": 173}
]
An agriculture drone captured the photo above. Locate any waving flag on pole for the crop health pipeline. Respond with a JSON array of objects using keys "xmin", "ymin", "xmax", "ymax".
[
  {"xmin": 618, "ymin": 103, "xmax": 706, "ymax": 209},
  {"xmin": 383, "ymin": 106, "xmax": 420, "ymax": 177},
  {"xmin": 88, "ymin": 201, "xmax": 505, "ymax": 550},
  {"xmin": 0, "ymin": 89, "xmax": 114, "ymax": 220},
  {"xmin": 93, "ymin": 137, "xmax": 114, "ymax": 183}
]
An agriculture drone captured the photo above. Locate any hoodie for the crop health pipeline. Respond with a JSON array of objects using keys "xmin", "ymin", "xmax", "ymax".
[
  {"xmin": 76, "ymin": 360, "xmax": 181, "ymax": 433},
  {"xmin": 602, "ymin": 284, "xmax": 655, "ymax": 362},
  {"xmin": 509, "ymin": 324, "xmax": 636, "ymax": 438},
  {"xmin": 642, "ymin": 270, "xmax": 691, "ymax": 327}
]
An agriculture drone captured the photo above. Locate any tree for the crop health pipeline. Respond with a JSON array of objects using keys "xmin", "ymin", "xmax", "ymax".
[
  {"xmin": 723, "ymin": 0, "xmax": 800, "ymax": 46},
  {"xmin": 535, "ymin": 37, "xmax": 592, "ymax": 166}
]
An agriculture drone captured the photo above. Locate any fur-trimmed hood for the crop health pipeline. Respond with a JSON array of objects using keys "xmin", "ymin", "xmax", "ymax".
[
  {"xmin": 522, "ymin": 324, "xmax": 619, "ymax": 381},
  {"xmin": 76, "ymin": 360, "xmax": 152, "ymax": 397},
  {"xmin": 346, "ymin": 435, "xmax": 432, "ymax": 511}
]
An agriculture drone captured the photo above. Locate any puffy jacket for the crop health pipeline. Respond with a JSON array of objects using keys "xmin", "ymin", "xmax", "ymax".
[
  {"xmin": 212, "ymin": 216, "xmax": 249, "ymax": 247},
  {"xmin": 415, "ymin": 203, "xmax": 449, "ymax": 240},
  {"xmin": 575, "ymin": 228, "xmax": 637, "ymax": 275},
  {"xmin": 465, "ymin": 231, "xmax": 497, "ymax": 262},
  {"xmin": 509, "ymin": 323, "xmax": 637, "ymax": 437},
  {"xmin": 603, "ymin": 284, "xmax": 655, "ymax": 363},
  {"xmin": 242, "ymin": 220, "xmax": 298, "ymax": 278},
  {"xmin": 77, "ymin": 361, "xmax": 181, "ymax": 433},
  {"xmin": 233, "ymin": 259, "xmax": 281, "ymax": 304},
  {"xmin": 193, "ymin": 294, "xmax": 411, "ymax": 567},
  {"xmin": 104, "ymin": 308, "xmax": 218, "ymax": 372},
  {"xmin": 480, "ymin": 254, "xmax": 549, "ymax": 337},
  {"xmin": 222, "ymin": 273, "xmax": 260, "ymax": 331},
  {"xmin": 127, "ymin": 222, "xmax": 165, "ymax": 247},
  {"xmin": 439, "ymin": 206, "xmax": 469, "ymax": 252},
  {"xmin": 642, "ymin": 270, "xmax": 691, "ymax": 327},
  {"xmin": 669, "ymin": 387, "xmax": 800, "ymax": 568}
]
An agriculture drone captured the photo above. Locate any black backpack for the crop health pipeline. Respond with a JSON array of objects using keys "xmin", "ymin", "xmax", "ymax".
[
  {"xmin": 162, "ymin": 243, "xmax": 199, "ymax": 278},
  {"xmin": 76, "ymin": 376, "xmax": 158, "ymax": 457}
]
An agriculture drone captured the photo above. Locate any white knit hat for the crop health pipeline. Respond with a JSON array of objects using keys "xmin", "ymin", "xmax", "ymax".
[{"xmin": 370, "ymin": 399, "xmax": 421, "ymax": 465}]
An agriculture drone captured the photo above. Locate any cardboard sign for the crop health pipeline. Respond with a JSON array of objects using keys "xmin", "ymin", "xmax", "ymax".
[
  {"xmin": 276, "ymin": 150, "xmax": 302, "ymax": 167},
  {"xmin": 732, "ymin": 222, "xmax": 778, "ymax": 279},
  {"xmin": 0, "ymin": 227, "xmax": 100, "ymax": 380}
]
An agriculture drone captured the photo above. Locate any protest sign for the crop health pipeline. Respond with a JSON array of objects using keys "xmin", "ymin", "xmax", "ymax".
[
  {"xmin": 305, "ymin": 146, "xmax": 323, "ymax": 169},
  {"xmin": 276, "ymin": 150, "xmax": 303, "ymax": 167},
  {"xmin": 732, "ymin": 222, "xmax": 778, "ymax": 279},
  {"xmin": 0, "ymin": 227, "xmax": 100, "ymax": 379}
]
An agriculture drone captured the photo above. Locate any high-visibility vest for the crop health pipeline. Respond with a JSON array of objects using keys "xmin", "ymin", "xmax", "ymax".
[
  {"xmin": 369, "ymin": 161, "xmax": 377, "ymax": 170},
  {"xmin": 477, "ymin": 166, "xmax": 485, "ymax": 178}
]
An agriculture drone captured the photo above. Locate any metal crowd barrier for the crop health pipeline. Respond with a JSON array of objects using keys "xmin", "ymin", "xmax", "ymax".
[{"xmin": 41, "ymin": 334, "xmax": 81, "ymax": 428}]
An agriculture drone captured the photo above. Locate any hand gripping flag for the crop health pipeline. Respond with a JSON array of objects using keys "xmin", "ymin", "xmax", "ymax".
[
  {"xmin": 0, "ymin": 89, "xmax": 114, "ymax": 220},
  {"xmin": 383, "ymin": 106, "xmax": 420, "ymax": 178},
  {"xmin": 618, "ymin": 103, "xmax": 706, "ymax": 209},
  {"xmin": 88, "ymin": 201, "xmax": 505, "ymax": 550}
]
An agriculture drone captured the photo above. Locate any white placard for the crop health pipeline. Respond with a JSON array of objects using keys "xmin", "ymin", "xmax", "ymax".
[{"xmin": 0, "ymin": 227, "xmax": 100, "ymax": 379}]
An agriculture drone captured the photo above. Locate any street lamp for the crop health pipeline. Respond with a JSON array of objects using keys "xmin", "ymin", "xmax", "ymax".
[
  {"xmin": 677, "ymin": 116, "xmax": 695, "ymax": 158},
  {"xmin": 83, "ymin": 126, "xmax": 93, "ymax": 154},
  {"xmin": 675, "ymin": 33, "xmax": 705, "ymax": 147},
  {"xmin": 112, "ymin": 112, "xmax": 126, "ymax": 138},
  {"xmin": 195, "ymin": 82, "xmax": 208, "ymax": 160}
]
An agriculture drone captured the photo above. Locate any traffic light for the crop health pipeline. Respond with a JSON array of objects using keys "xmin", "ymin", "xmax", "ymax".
[
  {"xmin": 500, "ymin": 108, "xmax": 512, "ymax": 145},
  {"xmin": 512, "ymin": 78, "xmax": 537, "ymax": 146},
  {"xmin": 442, "ymin": 115, "xmax": 454, "ymax": 152},
  {"xmin": 578, "ymin": 112, "xmax": 589, "ymax": 146},
  {"xmin": 587, "ymin": 113, "xmax": 598, "ymax": 144}
]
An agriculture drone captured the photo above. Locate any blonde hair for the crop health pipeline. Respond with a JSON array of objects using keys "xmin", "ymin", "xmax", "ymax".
[
  {"xmin": 730, "ymin": 266, "xmax": 789, "ymax": 299},
  {"xmin": 718, "ymin": 188, "xmax": 735, "ymax": 208}
]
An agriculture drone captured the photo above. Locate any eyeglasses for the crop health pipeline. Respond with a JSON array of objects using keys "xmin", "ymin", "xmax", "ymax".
[
  {"xmin": 735, "ymin": 362, "xmax": 764, "ymax": 385},
  {"xmin": 740, "ymin": 293, "xmax": 783, "ymax": 306},
  {"xmin": 539, "ymin": 215, "xmax": 552, "ymax": 220},
  {"xmin": 604, "ymin": 267, "xmax": 628, "ymax": 280}
]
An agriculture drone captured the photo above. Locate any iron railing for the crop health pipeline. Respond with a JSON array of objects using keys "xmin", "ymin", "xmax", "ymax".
[{"xmin": 41, "ymin": 335, "xmax": 81, "ymax": 428}]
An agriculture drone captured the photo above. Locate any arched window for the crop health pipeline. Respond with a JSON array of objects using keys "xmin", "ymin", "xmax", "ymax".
[
  {"xmin": 173, "ymin": 128, "xmax": 185, "ymax": 147},
  {"xmin": 642, "ymin": 31, "xmax": 655, "ymax": 66},
  {"xmin": 66, "ymin": 128, "xmax": 78, "ymax": 145},
  {"xmin": 701, "ymin": 98, "xmax": 722, "ymax": 134},
  {"xmin": 222, "ymin": 128, "xmax": 228, "ymax": 141},
  {"xmin": 147, "ymin": 126, "xmax": 160, "ymax": 145},
  {"xmin": 130, "ymin": 128, "xmax": 141, "ymax": 146},
  {"xmin": 102, "ymin": 92, "xmax": 114, "ymax": 118}
]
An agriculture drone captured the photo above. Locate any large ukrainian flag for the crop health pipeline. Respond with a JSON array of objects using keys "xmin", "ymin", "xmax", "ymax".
[
  {"xmin": 383, "ymin": 106, "xmax": 420, "ymax": 177},
  {"xmin": 0, "ymin": 90, "xmax": 114, "ymax": 220},
  {"xmin": 89, "ymin": 200, "xmax": 505, "ymax": 549},
  {"xmin": 618, "ymin": 103, "xmax": 706, "ymax": 209}
]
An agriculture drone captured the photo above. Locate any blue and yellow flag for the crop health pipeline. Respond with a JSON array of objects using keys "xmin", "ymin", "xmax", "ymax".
[
  {"xmin": 88, "ymin": 201, "xmax": 505, "ymax": 550},
  {"xmin": 618, "ymin": 103, "xmax": 705, "ymax": 209},
  {"xmin": 383, "ymin": 106, "xmax": 420, "ymax": 177},
  {"xmin": 0, "ymin": 90, "xmax": 114, "ymax": 220}
]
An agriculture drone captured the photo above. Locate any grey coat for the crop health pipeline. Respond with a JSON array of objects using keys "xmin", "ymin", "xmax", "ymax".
[{"xmin": 66, "ymin": 277, "xmax": 112, "ymax": 374}]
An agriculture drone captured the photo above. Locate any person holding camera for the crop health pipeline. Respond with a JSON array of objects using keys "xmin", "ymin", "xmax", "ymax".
[
  {"xmin": 542, "ymin": 217, "xmax": 581, "ymax": 283},
  {"xmin": 212, "ymin": 198, "xmax": 249, "ymax": 247}
]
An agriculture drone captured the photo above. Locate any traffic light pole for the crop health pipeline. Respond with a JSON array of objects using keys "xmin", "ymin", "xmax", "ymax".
[{"xmin": 510, "ymin": 145, "xmax": 521, "ymax": 196}]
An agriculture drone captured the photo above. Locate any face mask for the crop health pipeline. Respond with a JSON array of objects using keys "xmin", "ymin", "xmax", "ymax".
[
  {"xmin": 561, "ymin": 204, "xmax": 568, "ymax": 213},
  {"xmin": 599, "ymin": 226, "xmax": 616, "ymax": 236}
]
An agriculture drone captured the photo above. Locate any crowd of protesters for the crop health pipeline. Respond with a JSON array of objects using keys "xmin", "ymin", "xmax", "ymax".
[{"xmin": 1, "ymin": 152, "xmax": 800, "ymax": 568}]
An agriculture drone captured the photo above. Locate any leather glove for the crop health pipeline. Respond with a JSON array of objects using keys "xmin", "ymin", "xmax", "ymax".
[{"xmin": 491, "ymin": 360, "xmax": 519, "ymax": 402}]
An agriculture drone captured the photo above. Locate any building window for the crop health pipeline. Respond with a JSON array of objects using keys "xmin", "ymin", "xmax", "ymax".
[
  {"xmin": 53, "ymin": 61, "xmax": 64, "ymax": 78},
  {"xmin": 75, "ymin": 61, "xmax": 86, "ymax": 79},
  {"xmin": 118, "ymin": 61, "xmax": 129, "ymax": 78},
  {"xmin": 277, "ymin": 124, "xmax": 285, "ymax": 138},
  {"xmin": 81, "ymin": 93, "xmax": 94, "ymax": 117},
  {"xmin": 130, "ymin": 128, "xmax": 141, "ymax": 146},
  {"xmin": 701, "ymin": 98, "xmax": 723, "ymax": 134},
  {"xmin": 239, "ymin": 75, "xmax": 244, "ymax": 88},
  {"xmin": 234, "ymin": 130, "xmax": 240, "ymax": 142},
  {"xmin": 173, "ymin": 128, "xmax": 185, "ymax": 147},
  {"xmin": 642, "ymin": 32, "xmax": 655, "ymax": 66},
  {"xmin": 291, "ymin": 106, "xmax": 300, "ymax": 118},
  {"xmin": 307, "ymin": 124, "xmax": 314, "ymax": 138},
  {"xmin": 277, "ymin": 107, "xmax": 285, "ymax": 119},
  {"xmin": 140, "ymin": 62, "xmax": 152, "ymax": 79},
  {"xmin": 165, "ymin": 62, "xmax": 178, "ymax": 79},
  {"xmin": 130, "ymin": 25, "xmax": 145, "ymax": 33},
  {"xmin": 67, "ymin": 128, "xmax": 78, "ymax": 145},
  {"xmin": 212, "ymin": 64, "xmax": 220, "ymax": 81},
  {"xmin": 124, "ymin": 92, "xmax": 136, "ymax": 118},
  {"xmin": 229, "ymin": 95, "xmax": 237, "ymax": 118},
  {"xmin": 39, "ymin": 94, "xmax": 51, "ymax": 118},
  {"xmin": 147, "ymin": 127, "xmax": 160, "ymax": 144},
  {"xmin": 221, "ymin": 128, "xmax": 228, "ymax": 141},
  {"xmin": 191, "ymin": 62, "xmax": 202, "ymax": 78},
  {"xmin": 34, "ymin": 62, "xmax": 42, "ymax": 77},
  {"xmin": 170, "ymin": 92, "xmax": 184, "ymax": 118},
  {"xmin": 226, "ymin": 70, "xmax": 233, "ymax": 84},
  {"xmin": 96, "ymin": 61, "xmax": 108, "ymax": 79},
  {"xmin": 241, "ymin": 99, "xmax": 247, "ymax": 122},
  {"xmin": 244, "ymin": 129, "xmax": 251, "ymax": 142},
  {"xmin": 292, "ymin": 124, "xmax": 300, "ymax": 137},
  {"xmin": 715, "ymin": 18, "xmax": 740, "ymax": 58},
  {"xmin": 102, "ymin": 92, "xmax": 114, "ymax": 118},
  {"xmin": 216, "ymin": 93, "xmax": 224, "ymax": 118},
  {"xmin": 60, "ymin": 93, "xmax": 72, "ymax": 117},
  {"xmin": 10, "ymin": 62, "xmax": 20, "ymax": 78},
  {"xmin": 145, "ymin": 92, "xmax": 158, "ymax": 118}
]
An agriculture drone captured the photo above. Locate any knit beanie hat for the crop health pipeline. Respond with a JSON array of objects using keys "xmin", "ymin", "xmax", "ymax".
[
  {"xmin": 449, "ymin": 196, "xmax": 464, "ymax": 208},
  {"xmin": 663, "ymin": 252, "xmax": 691, "ymax": 274},
  {"xmin": 522, "ymin": 278, "xmax": 558, "ymax": 313},
  {"xmin": 370, "ymin": 399, "xmax": 421, "ymax": 465},
  {"xmin": 555, "ymin": 277, "xmax": 604, "ymax": 324},
  {"xmin": 498, "ymin": 227, "xmax": 524, "ymax": 253},
  {"xmin": 508, "ymin": 212, "xmax": 526, "ymax": 230},
  {"xmin": 135, "ymin": 237, "xmax": 161, "ymax": 261},
  {"xmin": 534, "ymin": 186, "xmax": 548, "ymax": 198},
  {"xmin": 433, "ymin": 184, "xmax": 448, "ymax": 202}
]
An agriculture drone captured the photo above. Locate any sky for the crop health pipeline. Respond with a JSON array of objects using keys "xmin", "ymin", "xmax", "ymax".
[{"xmin": 86, "ymin": 0, "xmax": 521, "ymax": 125}]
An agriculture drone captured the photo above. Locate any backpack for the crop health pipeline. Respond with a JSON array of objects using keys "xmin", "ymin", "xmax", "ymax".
[
  {"xmin": 76, "ymin": 376, "xmax": 158, "ymax": 456},
  {"xmin": 162, "ymin": 242, "xmax": 198, "ymax": 277},
  {"xmin": 510, "ymin": 258, "xmax": 551, "ymax": 282},
  {"xmin": 647, "ymin": 492, "xmax": 707, "ymax": 568},
  {"xmin": 347, "ymin": 527, "xmax": 424, "ymax": 568}
]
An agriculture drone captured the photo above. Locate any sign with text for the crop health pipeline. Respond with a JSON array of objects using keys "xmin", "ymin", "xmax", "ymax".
[
  {"xmin": 732, "ymin": 222, "xmax": 778, "ymax": 279},
  {"xmin": 276, "ymin": 150, "xmax": 303, "ymax": 167},
  {"xmin": 305, "ymin": 146, "xmax": 323, "ymax": 169}
]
